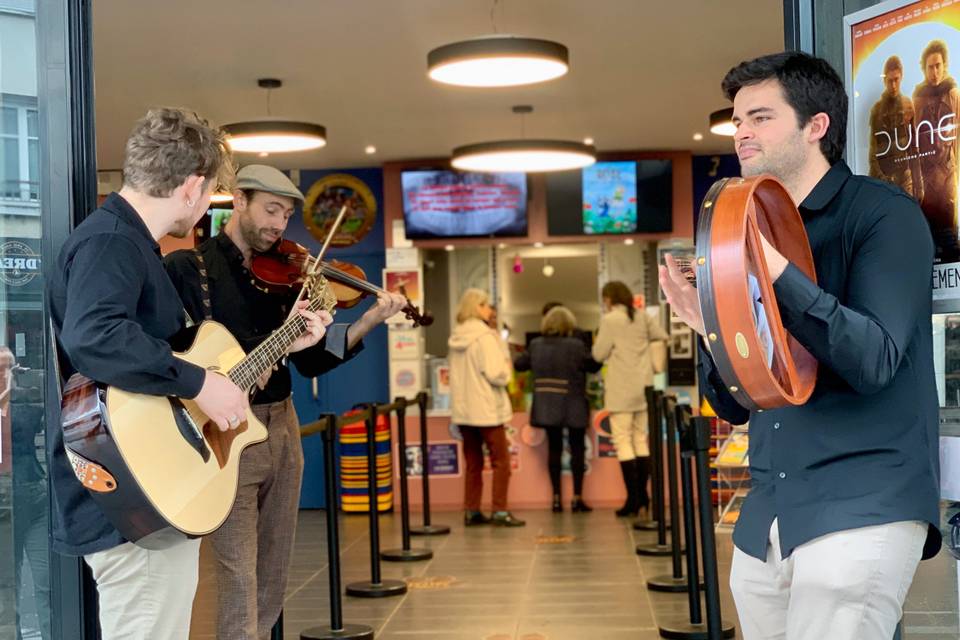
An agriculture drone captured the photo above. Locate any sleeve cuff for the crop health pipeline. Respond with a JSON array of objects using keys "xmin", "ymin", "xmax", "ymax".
[
  {"xmin": 177, "ymin": 361, "xmax": 207, "ymax": 399},
  {"xmin": 325, "ymin": 323, "xmax": 363, "ymax": 360}
]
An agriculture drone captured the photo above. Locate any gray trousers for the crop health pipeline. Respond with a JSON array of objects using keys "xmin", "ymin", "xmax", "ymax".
[{"xmin": 208, "ymin": 397, "xmax": 303, "ymax": 640}]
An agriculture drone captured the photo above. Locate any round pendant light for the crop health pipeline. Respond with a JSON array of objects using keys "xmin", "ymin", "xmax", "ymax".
[
  {"xmin": 222, "ymin": 120, "xmax": 327, "ymax": 153},
  {"xmin": 223, "ymin": 79, "xmax": 327, "ymax": 154},
  {"xmin": 710, "ymin": 107, "xmax": 736, "ymax": 136},
  {"xmin": 452, "ymin": 139, "xmax": 596, "ymax": 172},
  {"xmin": 451, "ymin": 105, "xmax": 595, "ymax": 173},
  {"xmin": 427, "ymin": 36, "xmax": 569, "ymax": 87}
]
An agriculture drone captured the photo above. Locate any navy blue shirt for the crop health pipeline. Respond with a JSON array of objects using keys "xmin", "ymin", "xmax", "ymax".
[
  {"xmin": 699, "ymin": 161, "xmax": 942, "ymax": 561},
  {"xmin": 48, "ymin": 193, "xmax": 207, "ymax": 555}
]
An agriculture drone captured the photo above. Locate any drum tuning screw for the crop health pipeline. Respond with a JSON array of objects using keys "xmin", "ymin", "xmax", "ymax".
[
  {"xmin": 697, "ymin": 257, "xmax": 705, "ymax": 266},
  {"xmin": 729, "ymin": 386, "xmax": 739, "ymax": 392},
  {"xmin": 708, "ymin": 333, "xmax": 717, "ymax": 341}
]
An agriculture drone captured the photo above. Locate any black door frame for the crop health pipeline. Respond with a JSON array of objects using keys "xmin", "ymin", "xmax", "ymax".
[{"xmin": 36, "ymin": 0, "xmax": 98, "ymax": 638}]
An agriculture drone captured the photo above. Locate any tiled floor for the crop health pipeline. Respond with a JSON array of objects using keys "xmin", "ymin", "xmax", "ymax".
[{"xmin": 190, "ymin": 508, "xmax": 959, "ymax": 640}]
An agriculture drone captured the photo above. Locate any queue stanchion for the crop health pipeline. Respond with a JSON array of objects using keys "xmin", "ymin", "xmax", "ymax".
[
  {"xmin": 659, "ymin": 411, "xmax": 736, "ymax": 639},
  {"xmin": 647, "ymin": 399, "xmax": 691, "ymax": 591},
  {"xmin": 637, "ymin": 390, "xmax": 672, "ymax": 556},
  {"xmin": 634, "ymin": 386, "xmax": 660, "ymax": 531},
  {"xmin": 410, "ymin": 391, "xmax": 450, "ymax": 536},
  {"xmin": 382, "ymin": 397, "xmax": 433, "ymax": 562},
  {"xmin": 345, "ymin": 404, "xmax": 407, "ymax": 598},
  {"xmin": 301, "ymin": 415, "xmax": 374, "ymax": 639}
]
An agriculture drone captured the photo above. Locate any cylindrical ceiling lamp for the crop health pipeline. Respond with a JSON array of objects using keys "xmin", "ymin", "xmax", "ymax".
[
  {"xmin": 451, "ymin": 139, "xmax": 596, "ymax": 172},
  {"xmin": 222, "ymin": 121, "xmax": 327, "ymax": 153},
  {"xmin": 223, "ymin": 79, "xmax": 327, "ymax": 154},
  {"xmin": 710, "ymin": 108, "xmax": 736, "ymax": 136},
  {"xmin": 427, "ymin": 36, "xmax": 569, "ymax": 87}
]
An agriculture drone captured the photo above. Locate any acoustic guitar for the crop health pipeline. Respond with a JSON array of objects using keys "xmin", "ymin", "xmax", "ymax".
[{"xmin": 60, "ymin": 278, "xmax": 336, "ymax": 548}]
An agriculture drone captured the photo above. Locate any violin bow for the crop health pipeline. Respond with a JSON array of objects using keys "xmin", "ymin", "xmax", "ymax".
[{"xmin": 293, "ymin": 205, "xmax": 348, "ymax": 308}]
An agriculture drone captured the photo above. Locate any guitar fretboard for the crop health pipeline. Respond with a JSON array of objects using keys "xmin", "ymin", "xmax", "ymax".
[{"xmin": 227, "ymin": 292, "xmax": 332, "ymax": 391}]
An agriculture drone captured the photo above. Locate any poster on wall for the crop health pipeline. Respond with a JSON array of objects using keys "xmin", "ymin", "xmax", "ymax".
[
  {"xmin": 382, "ymin": 268, "xmax": 424, "ymax": 326},
  {"xmin": 389, "ymin": 328, "xmax": 421, "ymax": 360},
  {"xmin": 405, "ymin": 441, "xmax": 461, "ymax": 477},
  {"xmin": 845, "ymin": 0, "xmax": 960, "ymax": 311},
  {"xmin": 389, "ymin": 360, "xmax": 423, "ymax": 401},
  {"xmin": 302, "ymin": 173, "xmax": 377, "ymax": 247}
]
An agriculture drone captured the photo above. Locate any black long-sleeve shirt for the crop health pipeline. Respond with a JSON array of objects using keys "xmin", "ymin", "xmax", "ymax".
[
  {"xmin": 164, "ymin": 232, "xmax": 361, "ymax": 405},
  {"xmin": 48, "ymin": 193, "xmax": 207, "ymax": 555},
  {"xmin": 699, "ymin": 161, "xmax": 942, "ymax": 561}
]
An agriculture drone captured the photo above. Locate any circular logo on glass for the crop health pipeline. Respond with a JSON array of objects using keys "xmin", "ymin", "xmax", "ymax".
[{"xmin": 0, "ymin": 241, "xmax": 41, "ymax": 286}]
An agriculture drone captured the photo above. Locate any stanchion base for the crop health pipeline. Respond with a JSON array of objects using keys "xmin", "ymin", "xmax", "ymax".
[
  {"xmin": 636, "ymin": 543, "xmax": 675, "ymax": 556},
  {"xmin": 410, "ymin": 524, "xmax": 451, "ymax": 536},
  {"xmin": 633, "ymin": 519, "xmax": 661, "ymax": 531},
  {"xmin": 381, "ymin": 547, "xmax": 433, "ymax": 562},
  {"xmin": 300, "ymin": 623, "xmax": 375, "ymax": 640},
  {"xmin": 345, "ymin": 579, "xmax": 408, "ymax": 598},
  {"xmin": 658, "ymin": 618, "xmax": 736, "ymax": 639},
  {"xmin": 646, "ymin": 574, "xmax": 704, "ymax": 593}
]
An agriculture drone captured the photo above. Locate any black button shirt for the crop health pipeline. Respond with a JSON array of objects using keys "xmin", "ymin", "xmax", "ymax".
[
  {"xmin": 699, "ymin": 161, "xmax": 942, "ymax": 561},
  {"xmin": 164, "ymin": 233, "xmax": 361, "ymax": 405},
  {"xmin": 48, "ymin": 193, "xmax": 207, "ymax": 555}
]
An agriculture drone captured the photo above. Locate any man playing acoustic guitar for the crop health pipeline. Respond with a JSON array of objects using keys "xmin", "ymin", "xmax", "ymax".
[{"xmin": 49, "ymin": 108, "xmax": 293, "ymax": 639}]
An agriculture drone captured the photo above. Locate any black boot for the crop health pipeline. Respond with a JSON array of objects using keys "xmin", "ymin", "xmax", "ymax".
[
  {"xmin": 635, "ymin": 456, "xmax": 651, "ymax": 512},
  {"xmin": 616, "ymin": 459, "xmax": 639, "ymax": 517},
  {"xmin": 552, "ymin": 494, "xmax": 563, "ymax": 513}
]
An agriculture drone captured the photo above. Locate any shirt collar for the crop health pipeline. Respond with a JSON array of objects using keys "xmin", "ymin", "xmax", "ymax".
[
  {"xmin": 799, "ymin": 161, "xmax": 852, "ymax": 213},
  {"xmin": 101, "ymin": 192, "xmax": 159, "ymax": 251},
  {"xmin": 214, "ymin": 230, "xmax": 246, "ymax": 264}
]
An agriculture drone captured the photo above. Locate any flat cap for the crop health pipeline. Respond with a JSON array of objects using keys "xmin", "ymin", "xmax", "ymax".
[{"xmin": 235, "ymin": 164, "xmax": 304, "ymax": 203}]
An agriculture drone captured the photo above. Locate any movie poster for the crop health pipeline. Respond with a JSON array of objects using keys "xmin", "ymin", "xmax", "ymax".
[{"xmin": 845, "ymin": 0, "xmax": 960, "ymax": 311}]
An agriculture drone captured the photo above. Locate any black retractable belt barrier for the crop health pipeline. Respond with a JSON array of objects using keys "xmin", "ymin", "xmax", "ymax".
[
  {"xmin": 658, "ymin": 410, "xmax": 735, "ymax": 640},
  {"xmin": 381, "ymin": 397, "xmax": 433, "ymax": 562},
  {"xmin": 637, "ymin": 391, "xmax": 673, "ymax": 556},
  {"xmin": 301, "ymin": 415, "xmax": 375, "ymax": 639},
  {"xmin": 345, "ymin": 404, "xmax": 407, "ymax": 598},
  {"xmin": 409, "ymin": 391, "xmax": 450, "ymax": 536},
  {"xmin": 648, "ymin": 402, "xmax": 702, "ymax": 592},
  {"xmin": 634, "ymin": 386, "xmax": 660, "ymax": 532}
]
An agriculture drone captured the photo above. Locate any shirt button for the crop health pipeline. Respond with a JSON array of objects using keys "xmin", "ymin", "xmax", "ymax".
[
  {"xmin": 774, "ymin": 422, "xmax": 780, "ymax": 430},
  {"xmin": 779, "ymin": 472, "xmax": 786, "ymax": 479}
]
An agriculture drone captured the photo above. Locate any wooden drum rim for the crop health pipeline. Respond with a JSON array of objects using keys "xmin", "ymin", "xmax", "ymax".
[{"xmin": 695, "ymin": 175, "xmax": 817, "ymax": 411}]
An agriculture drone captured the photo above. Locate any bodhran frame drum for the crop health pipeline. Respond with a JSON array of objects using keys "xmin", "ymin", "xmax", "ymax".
[{"xmin": 694, "ymin": 175, "xmax": 817, "ymax": 411}]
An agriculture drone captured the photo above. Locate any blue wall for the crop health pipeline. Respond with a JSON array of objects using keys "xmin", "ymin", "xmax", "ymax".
[{"xmin": 286, "ymin": 167, "xmax": 390, "ymax": 508}]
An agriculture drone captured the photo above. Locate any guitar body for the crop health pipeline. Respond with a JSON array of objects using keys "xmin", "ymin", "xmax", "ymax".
[{"xmin": 61, "ymin": 321, "xmax": 267, "ymax": 548}]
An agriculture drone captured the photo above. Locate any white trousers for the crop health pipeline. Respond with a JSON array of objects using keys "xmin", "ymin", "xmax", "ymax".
[
  {"xmin": 730, "ymin": 518, "xmax": 926, "ymax": 640},
  {"xmin": 609, "ymin": 410, "xmax": 649, "ymax": 460},
  {"xmin": 84, "ymin": 537, "xmax": 201, "ymax": 640}
]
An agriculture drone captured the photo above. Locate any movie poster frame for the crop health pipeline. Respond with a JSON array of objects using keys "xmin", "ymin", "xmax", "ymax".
[{"xmin": 844, "ymin": 0, "xmax": 960, "ymax": 313}]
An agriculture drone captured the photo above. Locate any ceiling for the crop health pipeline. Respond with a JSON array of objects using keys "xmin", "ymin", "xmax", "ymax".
[{"xmin": 91, "ymin": 0, "xmax": 784, "ymax": 171}]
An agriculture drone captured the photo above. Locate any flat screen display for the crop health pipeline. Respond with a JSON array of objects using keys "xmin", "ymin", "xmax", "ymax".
[
  {"xmin": 546, "ymin": 159, "xmax": 672, "ymax": 236},
  {"xmin": 401, "ymin": 170, "xmax": 528, "ymax": 239}
]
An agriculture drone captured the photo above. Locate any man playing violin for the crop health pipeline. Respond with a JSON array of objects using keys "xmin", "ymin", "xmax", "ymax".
[{"xmin": 165, "ymin": 164, "xmax": 405, "ymax": 640}]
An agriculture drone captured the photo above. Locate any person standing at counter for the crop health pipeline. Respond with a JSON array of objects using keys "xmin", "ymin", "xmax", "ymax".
[
  {"xmin": 448, "ymin": 288, "xmax": 525, "ymax": 527},
  {"xmin": 514, "ymin": 306, "xmax": 601, "ymax": 512},
  {"xmin": 592, "ymin": 281, "xmax": 668, "ymax": 518}
]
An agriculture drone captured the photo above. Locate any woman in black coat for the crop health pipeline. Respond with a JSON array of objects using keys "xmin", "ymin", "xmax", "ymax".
[{"xmin": 514, "ymin": 306, "xmax": 601, "ymax": 512}]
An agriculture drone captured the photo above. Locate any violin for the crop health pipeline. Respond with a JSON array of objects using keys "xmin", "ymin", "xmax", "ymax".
[{"xmin": 251, "ymin": 239, "xmax": 433, "ymax": 327}]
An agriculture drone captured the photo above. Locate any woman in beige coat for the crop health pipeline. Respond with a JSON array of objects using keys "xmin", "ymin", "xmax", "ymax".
[
  {"xmin": 448, "ymin": 288, "xmax": 525, "ymax": 527},
  {"xmin": 592, "ymin": 281, "xmax": 668, "ymax": 518}
]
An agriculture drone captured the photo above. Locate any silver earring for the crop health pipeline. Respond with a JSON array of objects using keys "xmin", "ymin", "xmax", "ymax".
[{"xmin": 186, "ymin": 199, "xmax": 195, "ymax": 207}]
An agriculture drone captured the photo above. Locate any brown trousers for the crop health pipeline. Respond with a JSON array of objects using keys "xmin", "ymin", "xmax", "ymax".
[
  {"xmin": 207, "ymin": 398, "xmax": 303, "ymax": 640},
  {"xmin": 460, "ymin": 425, "xmax": 511, "ymax": 512}
]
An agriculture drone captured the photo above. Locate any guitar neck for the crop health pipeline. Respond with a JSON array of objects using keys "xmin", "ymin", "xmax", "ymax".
[{"xmin": 228, "ymin": 295, "xmax": 329, "ymax": 391}]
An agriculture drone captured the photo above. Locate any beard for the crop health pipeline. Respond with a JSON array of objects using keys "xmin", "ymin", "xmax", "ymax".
[
  {"xmin": 237, "ymin": 213, "xmax": 279, "ymax": 252},
  {"xmin": 740, "ymin": 129, "xmax": 808, "ymax": 182}
]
